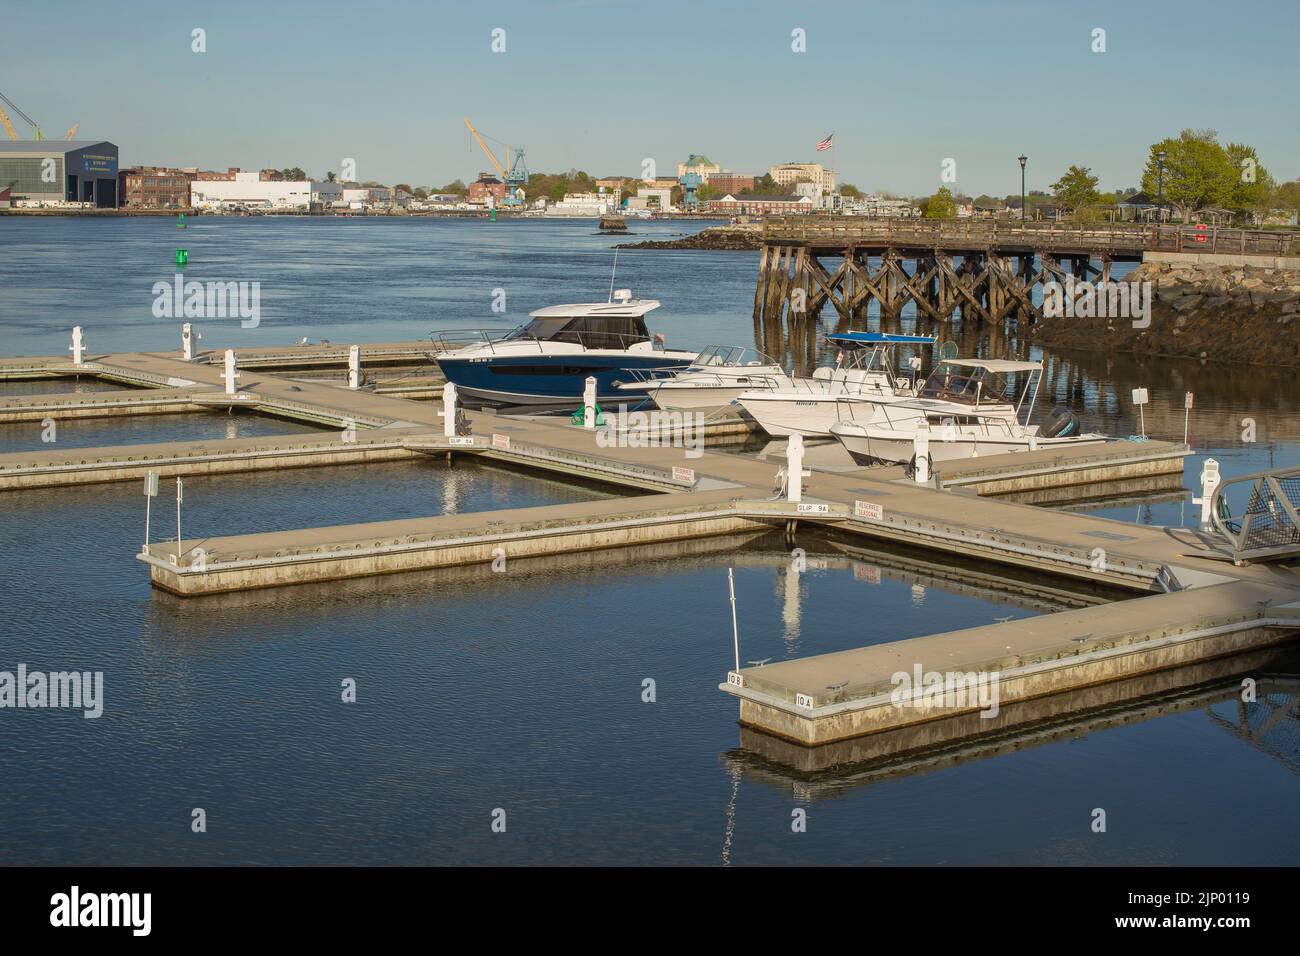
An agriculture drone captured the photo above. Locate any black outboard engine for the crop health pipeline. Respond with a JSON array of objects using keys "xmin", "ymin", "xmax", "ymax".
[{"xmin": 1040, "ymin": 405, "xmax": 1080, "ymax": 439}]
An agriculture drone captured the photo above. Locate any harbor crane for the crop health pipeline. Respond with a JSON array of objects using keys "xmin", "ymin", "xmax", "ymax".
[
  {"xmin": 0, "ymin": 90, "xmax": 46, "ymax": 140},
  {"xmin": 463, "ymin": 116, "xmax": 529, "ymax": 206}
]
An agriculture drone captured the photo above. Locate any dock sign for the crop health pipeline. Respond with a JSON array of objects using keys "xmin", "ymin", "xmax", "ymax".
[
  {"xmin": 854, "ymin": 500, "xmax": 883, "ymax": 520},
  {"xmin": 797, "ymin": 502, "xmax": 829, "ymax": 514},
  {"xmin": 672, "ymin": 466, "xmax": 695, "ymax": 484},
  {"xmin": 448, "ymin": 436, "xmax": 475, "ymax": 447},
  {"xmin": 492, "ymin": 433, "xmax": 511, "ymax": 450}
]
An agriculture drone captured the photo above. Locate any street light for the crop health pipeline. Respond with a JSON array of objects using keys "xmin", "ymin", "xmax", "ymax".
[
  {"xmin": 1155, "ymin": 149, "xmax": 1167, "ymax": 224},
  {"xmin": 1017, "ymin": 155, "xmax": 1028, "ymax": 223}
]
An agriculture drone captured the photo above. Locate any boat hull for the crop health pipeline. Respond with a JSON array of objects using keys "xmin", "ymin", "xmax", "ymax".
[
  {"xmin": 830, "ymin": 422, "xmax": 1109, "ymax": 466},
  {"xmin": 436, "ymin": 353, "xmax": 694, "ymax": 407}
]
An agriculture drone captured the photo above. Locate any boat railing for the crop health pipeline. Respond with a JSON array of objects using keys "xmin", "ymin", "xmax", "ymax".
[{"xmin": 431, "ymin": 328, "xmax": 664, "ymax": 355}]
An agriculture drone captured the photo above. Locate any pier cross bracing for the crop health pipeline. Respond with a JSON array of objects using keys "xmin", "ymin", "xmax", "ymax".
[
  {"xmin": 2, "ymin": 336, "xmax": 1298, "ymax": 753},
  {"xmin": 753, "ymin": 218, "xmax": 1296, "ymax": 353}
]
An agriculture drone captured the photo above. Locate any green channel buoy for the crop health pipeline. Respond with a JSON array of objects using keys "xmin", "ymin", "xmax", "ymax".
[
  {"xmin": 176, "ymin": 248, "xmax": 189, "ymax": 266},
  {"xmin": 177, "ymin": 213, "xmax": 186, "ymax": 229}
]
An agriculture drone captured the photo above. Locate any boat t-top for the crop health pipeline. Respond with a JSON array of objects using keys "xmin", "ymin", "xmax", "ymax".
[
  {"xmin": 734, "ymin": 332, "xmax": 936, "ymax": 437},
  {"xmin": 829, "ymin": 357, "xmax": 1107, "ymax": 465},
  {"xmin": 431, "ymin": 289, "xmax": 697, "ymax": 407}
]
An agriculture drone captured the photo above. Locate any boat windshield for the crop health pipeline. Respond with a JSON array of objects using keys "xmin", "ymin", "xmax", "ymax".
[
  {"xmin": 505, "ymin": 315, "xmax": 651, "ymax": 350},
  {"xmin": 842, "ymin": 345, "xmax": 890, "ymax": 373},
  {"xmin": 919, "ymin": 363, "xmax": 1013, "ymax": 405}
]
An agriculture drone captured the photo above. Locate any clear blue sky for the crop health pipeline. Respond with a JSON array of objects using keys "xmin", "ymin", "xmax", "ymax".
[{"xmin": 4, "ymin": 0, "xmax": 1297, "ymax": 196}]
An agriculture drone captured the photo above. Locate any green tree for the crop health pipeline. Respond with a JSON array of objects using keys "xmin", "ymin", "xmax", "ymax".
[
  {"xmin": 696, "ymin": 183, "xmax": 716, "ymax": 201},
  {"xmin": 749, "ymin": 173, "xmax": 783, "ymax": 196},
  {"xmin": 280, "ymin": 167, "xmax": 307, "ymax": 181},
  {"xmin": 325, "ymin": 170, "xmax": 337, "ymax": 183},
  {"xmin": 1051, "ymin": 165, "xmax": 1101, "ymax": 212},
  {"xmin": 1140, "ymin": 130, "xmax": 1236, "ymax": 222},
  {"xmin": 437, "ymin": 180, "xmax": 467, "ymax": 195},
  {"xmin": 840, "ymin": 183, "xmax": 863, "ymax": 199},
  {"xmin": 920, "ymin": 186, "xmax": 956, "ymax": 219},
  {"xmin": 1224, "ymin": 142, "xmax": 1274, "ymax": 221},
  {"xmin": 1277, "ymin": 180, "xmax": 1300, "ymax": 211}
]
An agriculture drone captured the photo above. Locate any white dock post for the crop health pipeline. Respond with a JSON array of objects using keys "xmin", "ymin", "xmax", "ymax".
[
  {"xmin": 182, "ymin": 323, "xmax": 194, "ymax": 360},
  {"xmin": 69, "ymin": 326, "xmax": 85, "ymax": 366},
  {"xmin": 347, "ymin": 345, "xmax": 361, "ymax": 389},
  {"xmin": 913, "ymin": 421, "xmax": 931, "ymax": 483},
  {"xmin": 143, "ymin": 471, "xmax": 159, "ymax": 553},
  {"xmin": 786, "ymin": 434, "xmax": 810, "ymax": 503},
  {"xmin": 1132, "ymin": 387, "xmax": 1149, "ymax": 439},
  {"xmin": 1184, "ymin": 391, "xmax": 1194, "ymax": 447},
  {"xmin": 442, "ymin": 382, "xmax": 458, "ymax": 438},
  {"xmin": 1194, "ymin": 457, "xmax": 1221, "ymax": 529},
  {"xmin": 221, "ymin": 349, "xmax": 239, "ymax": 395},
  {"xmin": 583, "ymin": 376, "xmax": 597, "ymax": 429}
]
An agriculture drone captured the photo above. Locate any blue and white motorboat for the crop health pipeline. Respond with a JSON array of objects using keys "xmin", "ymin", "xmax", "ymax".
[{"xmin": 431, "ymin": 290, "xmax": 697, "ymax": 407}]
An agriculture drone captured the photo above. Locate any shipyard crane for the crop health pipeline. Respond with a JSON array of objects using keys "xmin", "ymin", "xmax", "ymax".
[
  {"xmin": 0, "ymin": 90, "xmax": 46, "ymax": 140},
  {"xmin": 463, "ymin": 116, "xmax": 529, "ymax": 206}
]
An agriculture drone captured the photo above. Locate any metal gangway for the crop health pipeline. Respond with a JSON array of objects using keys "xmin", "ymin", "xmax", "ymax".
[{"xmin": 1211, "ymin": 464, "xmax": 1300, "ymax": 565}]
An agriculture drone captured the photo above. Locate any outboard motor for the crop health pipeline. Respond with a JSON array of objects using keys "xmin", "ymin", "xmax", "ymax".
[{"xmin": 1040, "ymin": 405, "xmax": 1081, "ymax": 438}]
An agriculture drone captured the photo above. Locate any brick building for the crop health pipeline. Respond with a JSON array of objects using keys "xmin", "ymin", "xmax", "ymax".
[
  {"xmin": 118, "ymin": 166, "xmax": 196, "ymax": 208},
  {"xmin": 468, "ymin": 175, "xmax": 509, "ymax": 203}
]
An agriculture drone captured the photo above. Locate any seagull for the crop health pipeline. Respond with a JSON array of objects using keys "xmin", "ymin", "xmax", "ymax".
[
  {"xmin": 746, "ymin": 658, "xmax": 772, "ymax": 667},
  {"xmin": 826, "ymin": 681, "xmax": 848, "ymax": 692},
  {"xmin": 297, "ymin": 337, "xmax": 310, "ymax": 346},
  {"xmin": 1071, "ymin": 633, "xmax": 1092, "ymax": 644}
]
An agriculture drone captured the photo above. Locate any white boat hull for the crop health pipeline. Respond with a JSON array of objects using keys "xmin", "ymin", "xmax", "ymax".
[{"xmin": 830, "ymin": 421, "xmax": 1109, "ymax": 465}]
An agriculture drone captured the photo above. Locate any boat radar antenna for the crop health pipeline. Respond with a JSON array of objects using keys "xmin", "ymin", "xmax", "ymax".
[{"xmin": 608, "ymin": 249, "xmax": 619, "ymax": 303}]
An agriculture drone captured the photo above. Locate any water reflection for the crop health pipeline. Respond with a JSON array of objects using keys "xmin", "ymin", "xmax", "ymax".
[{"xmin": 724, "ymin": 648, "xmax": 1300, "ymax": 790}]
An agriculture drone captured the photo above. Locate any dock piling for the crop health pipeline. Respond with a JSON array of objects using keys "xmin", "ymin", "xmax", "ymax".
[
  {"xmin": 221, "ymin": 349, "xmax": 240, "ymax": 396},
  {"xmin": 583, "ymin": 376, "xmax": 597, "ymax": 429},
  {"xmin": 442, "ymin": 382, "xmax": 458, "ymax": 438},
  {"xmin": 347, "ymin": 345, "xmax": 361, "ymax": 389},
  {"xmin": 181, "ymin": 322, "xmax": 195, "ymax": 361},
  {"xmin": 69, "ymin": 326, "xmax": 85, "ymax": 366}
]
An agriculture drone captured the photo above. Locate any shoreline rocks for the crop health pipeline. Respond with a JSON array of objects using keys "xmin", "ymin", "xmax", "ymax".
[
  {"xmin": 1029, "ymin": 259, "xmax": 1300, "ymax": 367},
  {"xmin": 618, "ymin": 224, "xmax": 762, "ymax": 251}
]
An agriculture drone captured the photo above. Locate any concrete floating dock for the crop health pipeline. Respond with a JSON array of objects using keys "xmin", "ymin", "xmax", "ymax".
[{"xmin": 11, "ymin": 331, "xmax": 1294, "ymax": 765}]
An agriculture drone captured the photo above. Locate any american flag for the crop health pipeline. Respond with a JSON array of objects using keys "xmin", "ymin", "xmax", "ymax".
[{"xmin": 815, "ymin": 134, "xmax": 833, "ymax": 152}]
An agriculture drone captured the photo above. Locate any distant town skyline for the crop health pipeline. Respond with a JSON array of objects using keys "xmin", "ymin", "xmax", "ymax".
[{"xmin": 4, "ymin": 0, "xmax": 1299, "ymax": 196}]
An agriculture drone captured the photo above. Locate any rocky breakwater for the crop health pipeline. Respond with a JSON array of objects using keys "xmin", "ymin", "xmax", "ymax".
[
  {"xmin": 1030, "ymin": 258, "xmax": 1300, "ymax": 367},
  {"xmin": 617, "ymin": 223, "xmax": 762, "ymax": 251}
]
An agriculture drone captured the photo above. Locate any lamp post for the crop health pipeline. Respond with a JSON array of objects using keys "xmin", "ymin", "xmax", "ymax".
[
  {"xmin": 1155, "ymin": 149, "xmax": 1167, "ymax": 225},
  {"xmin": 1017, "ymin": 155, "xmax": 1028, "ymax": 223}
]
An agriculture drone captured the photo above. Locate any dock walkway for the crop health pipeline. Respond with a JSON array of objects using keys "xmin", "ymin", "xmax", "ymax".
[{"xmin": 4, "ymin": 334, "xmax": 1295, "ymax": 754}]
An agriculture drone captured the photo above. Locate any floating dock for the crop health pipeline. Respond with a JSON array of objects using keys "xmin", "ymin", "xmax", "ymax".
[{"xmin": 5, "ymin": 331, "xmax": 1295, "ymax": 762}]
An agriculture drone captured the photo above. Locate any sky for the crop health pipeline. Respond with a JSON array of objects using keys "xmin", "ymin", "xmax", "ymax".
[{"xmin": 3, "ymin": 0, "xmax": 1298, "ymax": 197}]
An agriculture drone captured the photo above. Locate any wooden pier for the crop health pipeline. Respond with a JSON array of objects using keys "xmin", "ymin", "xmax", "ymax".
[
  {"xmin": 5, "ymin": 331, "xmax": 1297, "ymax": 759},
  {"xmin": 753, "ymin": 217, "xmax": 1296, "ymax": 340}
]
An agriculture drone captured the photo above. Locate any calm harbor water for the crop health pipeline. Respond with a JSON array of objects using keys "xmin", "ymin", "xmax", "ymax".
[{"xmin": 2, "ymin": 216, "xmax": 1299, "ymax": 865}]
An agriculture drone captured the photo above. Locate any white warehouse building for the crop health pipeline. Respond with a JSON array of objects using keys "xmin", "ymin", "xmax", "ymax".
[{"xmin": 190, "ymin": 172, "xmax": 341, "ymax": 210}]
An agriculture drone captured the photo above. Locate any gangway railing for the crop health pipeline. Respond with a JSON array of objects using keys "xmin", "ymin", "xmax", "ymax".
[{"xmin": 1211, "ymin": 464, "xmax": 1300, "ymax": 564}]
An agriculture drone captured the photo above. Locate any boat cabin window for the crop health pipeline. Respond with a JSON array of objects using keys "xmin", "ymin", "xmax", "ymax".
[{"xmin": 510, "ymin": 314, "xmax": 650, "ymax": 350}]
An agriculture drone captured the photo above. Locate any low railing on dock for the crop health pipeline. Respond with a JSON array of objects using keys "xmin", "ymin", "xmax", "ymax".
[
  {"xmin": 1213, "ymin": 465, "xmax": 1300, "ymax": 564},
  {"xmin": 761, "ymin": 216, "xmax": 1296, "ymax": 256}
]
